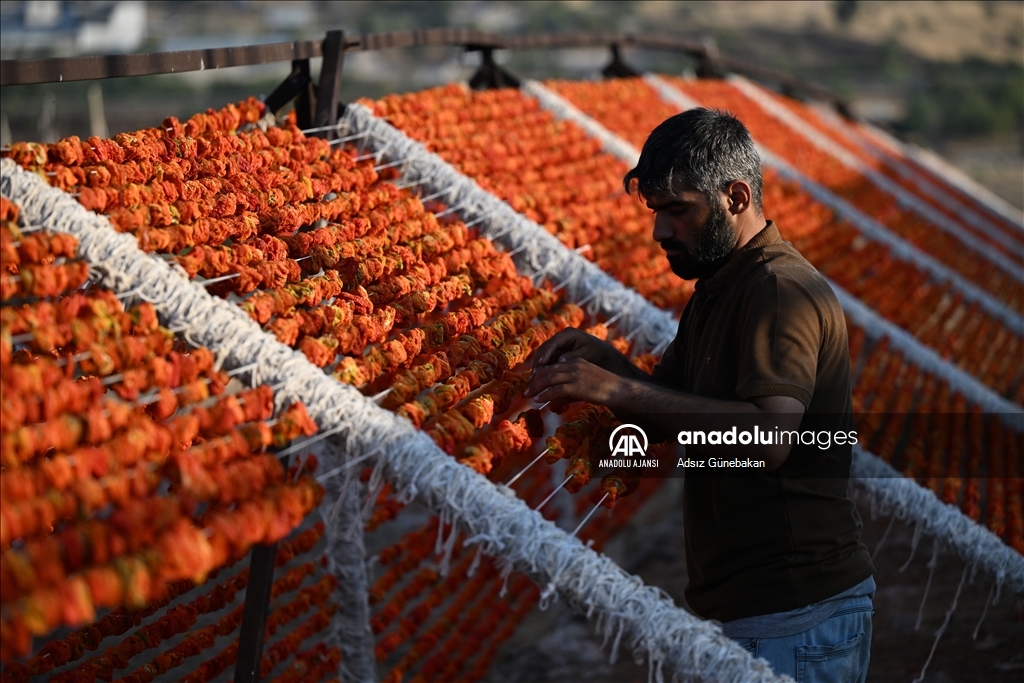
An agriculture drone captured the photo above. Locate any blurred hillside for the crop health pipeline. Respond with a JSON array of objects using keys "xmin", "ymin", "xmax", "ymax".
[{"xmin": 1, "ymin": 0, "xmax": 1022, "ymax": 207}]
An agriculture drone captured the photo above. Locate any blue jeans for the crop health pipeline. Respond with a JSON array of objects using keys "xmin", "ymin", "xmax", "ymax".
[{"xmin": 731, "ymin": 595, "xmax": 873, "ymax": 683}]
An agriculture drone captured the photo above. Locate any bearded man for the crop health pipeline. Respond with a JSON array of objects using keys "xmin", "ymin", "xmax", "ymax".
[{"xmin": 525, "ymin": 108, "xmax": 875, "ymax": 681}]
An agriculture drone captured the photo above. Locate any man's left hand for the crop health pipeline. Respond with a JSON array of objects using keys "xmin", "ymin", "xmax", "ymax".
[{"xmin": 524, "ymin": 358, "xmax": 629, "ymax": 409}]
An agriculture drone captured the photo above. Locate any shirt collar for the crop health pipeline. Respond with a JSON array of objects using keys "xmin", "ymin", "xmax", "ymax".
[{"xmin": 699, "ymin": 221, "xmax": 781, "ymax": 295}]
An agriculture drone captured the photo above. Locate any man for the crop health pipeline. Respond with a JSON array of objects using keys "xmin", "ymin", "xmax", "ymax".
[{"xmin": 524, "ymin": 108, "xmax": 875, "ymax": 681}]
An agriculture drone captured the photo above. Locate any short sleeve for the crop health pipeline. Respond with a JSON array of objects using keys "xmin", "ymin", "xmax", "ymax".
[{"xmin": 735, "ymin": 272, "xmax": 822, "ymax": 408}]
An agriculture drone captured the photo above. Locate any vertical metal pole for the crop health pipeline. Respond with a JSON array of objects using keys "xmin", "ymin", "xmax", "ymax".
[
  {"xmin": 293, "ymin": 59, "xmax": 314, "ymax": 130},
  {"xmin": 233, "ymin": 456, "xmax": 290, "ymax": 683},
  {"xmin": 314, "ymin": 30, "xmax": 345, "ymax": 140},
  {"xmin": 233, "ymin": 543, "xmax": 279, "ymax": 683}
]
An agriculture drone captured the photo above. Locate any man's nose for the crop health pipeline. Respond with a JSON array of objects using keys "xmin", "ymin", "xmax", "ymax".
[{"xmin": 652, "ymin": 213, "xmax": 673, "ymax": 243}]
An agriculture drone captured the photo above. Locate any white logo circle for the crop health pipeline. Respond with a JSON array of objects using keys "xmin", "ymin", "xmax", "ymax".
[{"xmin": 608, "ymin": 424, "xmax": 648, "ymax": 457}]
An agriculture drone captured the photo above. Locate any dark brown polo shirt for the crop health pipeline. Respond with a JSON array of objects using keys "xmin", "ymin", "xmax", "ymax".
[{"xmin": 652, "ymin": 221, "xmax": 874, "ymax": 622}]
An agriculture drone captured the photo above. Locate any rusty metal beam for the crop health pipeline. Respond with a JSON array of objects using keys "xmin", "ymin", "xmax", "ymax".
[
  {"xmin": 0, "ymin": 41, "xmax": 322, "ymax": 86},
  {"xmin": 0, "ymin": 29, "xmax": 851, "ymax": 117}
]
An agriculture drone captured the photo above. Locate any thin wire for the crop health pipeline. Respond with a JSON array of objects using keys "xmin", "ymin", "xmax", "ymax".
[
  {"xmin": 972, "ymin": 583, "xmax": 995, "ymax": 640},
  {"xmin": 227, "ymin": 361, "xmax": 260, "ymax": 378},
  {"xmin": 419, "ymin": 187, "xmax": 456, "ymax": 203},
  {"xmin": 530, "ymin": 264, "xmax": 553, "ymax": 286},
  {"xmin": 299, "ymin": 123, "xmax": 347, "ymax": 135},
  {"xmin": 651, "ymin": 336, "xmax": 672, "ymax": 358},
  {"xmin": 394, "ymin": 177, "xmax": 429, "ymax": 190},
  {"xmin": 316, "ymin": 448, "xmax": 381, "ymax": 484},
  {"xmin": 575, "ymin": 290, "xmax": 599, "ymax": 309},
  {"xmin": 433, "ymin": 201, "xmax": 469, "ymax": 219},
  {"xmin": 464, "ymin": 209, "xmax": 498, "ymax": 228},
  {"xmin": 571, "ymin": 492, "xmax": 610, "ymax": 536},
  {"xmin": 197, "ymin": 273, "xmax": 241, "ymax": 286},
  {"xmin": 505, "ymin": 449, "xmax": 549, "ymax": 487},
  {"xmin": 328, "ymin": 131, "xmax": 375, "ymax": 146},
  {"xmin": 915, "ymin": 540, "xmax": 940, "ymax": 631},
  {"xmin": 374, "ymin": 158, "xmax": 410, "ymax": 172},
  {"xmin": 871, "ymin": 515, "xmax": 897, "ymax": 562},
  {"xmin": 605, "ymin": 309, "xmax": 627, "ymax": 327},
  {"xmin": 275, "ymin": 424, "xmax": 346, "ymax": 458},
  {"xmin": 55, "ymin": 350, "xmax": 92, "ymax": 367},
  {"xmin": 534, "ymin": 475, "xmax": 571, "ymax": 511},
  {"xmin": 115, "ymin": 285, "xmax": 145, "ymax": 300}
]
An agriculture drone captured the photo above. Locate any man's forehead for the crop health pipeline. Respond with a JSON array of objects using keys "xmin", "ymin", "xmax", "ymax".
[{"xmin": 645, "ymin": 185, "xmax": 705, "ymax": 206}]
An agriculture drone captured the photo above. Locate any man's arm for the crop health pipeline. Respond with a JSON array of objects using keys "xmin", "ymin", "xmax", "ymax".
[{"xmin": 525, "ymin": 357, "xmax": 805, "ymax": 470}]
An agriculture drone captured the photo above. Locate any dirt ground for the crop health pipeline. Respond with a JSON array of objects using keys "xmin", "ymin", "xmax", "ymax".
[{"xmin": 484, "ymin": 482, "xmax": 1024, "ymax": 683}]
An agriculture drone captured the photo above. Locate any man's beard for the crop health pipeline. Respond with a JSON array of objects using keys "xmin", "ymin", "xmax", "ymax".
[{"xmin": 662, "ymin": 201, "xmax": 735, "ymax": 280}]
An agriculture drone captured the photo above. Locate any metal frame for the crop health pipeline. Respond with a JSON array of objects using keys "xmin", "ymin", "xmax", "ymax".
[{"xmin": 0, "ymin": 29, "xmax": 852, "ymax": 116}]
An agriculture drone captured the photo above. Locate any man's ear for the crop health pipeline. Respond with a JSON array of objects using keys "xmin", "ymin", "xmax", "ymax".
[{"xmin": 725, "ymin": 180, "xmax": 752, "ymax": 215}]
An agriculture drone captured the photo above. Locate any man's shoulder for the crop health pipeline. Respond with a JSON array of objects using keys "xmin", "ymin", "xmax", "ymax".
[
  {"xmin": 738, "ymin": 241, "xmax": 844, "ymax": 322},
  {"xmin": 749, "ymin": 242, "xmax": 836, "ymax": 296}
]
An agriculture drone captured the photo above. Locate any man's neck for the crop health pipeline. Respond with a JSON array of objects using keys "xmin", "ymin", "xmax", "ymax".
[{"xmin": 733, "ymin": 216, "xmax": 769, "ymax": 252}]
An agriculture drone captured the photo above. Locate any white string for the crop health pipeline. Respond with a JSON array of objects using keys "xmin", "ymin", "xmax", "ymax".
[
  {"xmin": 276, "ymin": 424, "xmax": 347, "ymax": 458},
  {"xmin": 871, "ymin": 515, "xmax": 897, "ymax": 562},
  {"xmin": 972, "ymin": 583, "xmax": 996, "ymax": 641},
  {"xmin": 572, "ymin": 492, "xmax": 610, "ymax": 537},
  {"xmin": 433, "ymin": 201, "xmax": 468, "ymax": 218},
  {"xmin": 901, "ymin": 519, "xmax": 925, "ymax": 573},
  {"xmin": 373, "ymin": 158, "xmax": 410, "ymax": 172},
  {"xmin": 506, "ymin": 450, "xmax": 548, "ymax": 487},
  {"xmin": 915, "ymin": 539, "xmax": 939, "ymax": 631},
  {"xmin": 911, "ymin": 564, "xmax": 968, "ymax": 683},
  {"xmin": 328, "ymin": 130, "xmax": 376, "ymax": 146},
  {"xmin": 316, "ymin": 448, "xmax": 380, "ymax": 484},
  {"xmin": 535, "ymin": 475, "xmax": 572, "ymax": 511}
]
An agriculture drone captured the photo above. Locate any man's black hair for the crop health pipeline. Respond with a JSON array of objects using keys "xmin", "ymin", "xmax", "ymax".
[{"xmin": 624, "ymin": 108, "xmax": 763, "ymax": 210}]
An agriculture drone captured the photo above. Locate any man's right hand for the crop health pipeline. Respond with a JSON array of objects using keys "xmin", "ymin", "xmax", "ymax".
[{"xmin": 531, "ymin": 328, "xmax": 642, "ymax": 379}]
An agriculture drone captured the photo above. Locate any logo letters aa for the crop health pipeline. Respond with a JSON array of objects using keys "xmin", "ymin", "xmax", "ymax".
[{"xmin": 608, "ymin": 424, "xmax": 648, "ymax": 458}]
